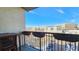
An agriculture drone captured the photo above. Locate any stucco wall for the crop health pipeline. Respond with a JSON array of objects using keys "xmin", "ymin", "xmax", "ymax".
[{"xmin": 0, "ymin": 7, "xmax": 25, "ymax": 33}]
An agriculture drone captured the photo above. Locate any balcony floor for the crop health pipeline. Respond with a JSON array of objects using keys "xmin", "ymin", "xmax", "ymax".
[
  {"xmin": 19, "ymin": 44, "xmax": 78, "ymax": 51},
  {"xmin": 20, "ymin": 44, "xmax": 40, "ymax": 51}
]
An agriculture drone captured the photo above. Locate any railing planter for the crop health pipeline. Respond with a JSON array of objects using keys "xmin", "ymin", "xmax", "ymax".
[
  {"xmin": 53, "ymin": 33, "xmax": 79, "ymax": 42},
  {"xmin": 53, "ymin": 33, "xmax": 79, "ymax": 51},
  {"xmin": 32, "ymin": 32, "xmax": 45, "ymax": 51}
]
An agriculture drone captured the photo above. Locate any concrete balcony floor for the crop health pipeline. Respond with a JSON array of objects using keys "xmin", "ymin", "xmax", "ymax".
[
  {"xmin": 19, "ymin": 43, "xmax": 78, "ymax": 51},
  {"xmin": 20, "ymin": 44, "xmax": 40, "ymax": 51}
]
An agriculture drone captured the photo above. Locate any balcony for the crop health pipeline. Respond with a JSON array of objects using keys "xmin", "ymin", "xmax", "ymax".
[
  {"xmin": 0, "ymin": 31, "xmax": 79, "ymax": 51},
  {"xmin": 17, "ymin": 31, "xmax": 79, "ymax": 51}
]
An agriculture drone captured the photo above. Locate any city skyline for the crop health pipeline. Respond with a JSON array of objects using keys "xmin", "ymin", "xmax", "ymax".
[{"xmin": 25, "ymin": 7, "xmax": 79, "ymax": 27}]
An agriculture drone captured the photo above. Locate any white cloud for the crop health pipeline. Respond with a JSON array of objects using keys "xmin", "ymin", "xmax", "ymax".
[
  {"xmin": 56, "ymin": 9, "xmax": 64, "ymax": 14},
  {"xmin": 65, "ymin": 19, "xmax": 76, "ymax": 23},
  {"xmin": 29, "ymin": 10, "xmax": 48, "ymax": 17},
  {"xmin": 29, "ymin": 11, "xmax": 40, "ymax": 16},
  {"xmin": 70, "ymin": 19, "xmax": 76, "ymax": 23}
]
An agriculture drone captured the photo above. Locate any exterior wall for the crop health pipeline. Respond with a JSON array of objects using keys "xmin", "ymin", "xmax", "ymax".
[
  {"xmin": 64, "ymin": 24, "xmax": 77, "ymax": 30},
  {"xmin": 0, "ymin": 7, "xmax": 25, "ymax": 33},
  {"xmin": 57, "ymin": 24, "xmax": 78, "ymax": 30}
]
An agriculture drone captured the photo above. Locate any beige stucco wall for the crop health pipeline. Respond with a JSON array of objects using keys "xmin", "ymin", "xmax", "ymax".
[{"xmin": 0, "ymin": 7, "xmax": 25, "ymax": 33}]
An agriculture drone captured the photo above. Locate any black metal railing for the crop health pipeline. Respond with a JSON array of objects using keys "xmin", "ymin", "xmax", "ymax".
[
  {"xmin": 0, "ymin": 33, "xmax": 17, "ymax": 51},
  {"xmin": 19, "ymin": 31, "xmax": 79, "ymax": 51},
  {"xmin": 0, "ymin": 31, "xmax": 79, "ymax": 51}
]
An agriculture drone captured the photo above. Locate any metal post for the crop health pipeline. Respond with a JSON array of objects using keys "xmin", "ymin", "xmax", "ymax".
[
  {"xmin": 70, "ymin": 42, "xmax": 71, "ymax": 51},
  {"xmin": 18, "ymin": 34, "xmax": 21, "ymax": 51},
  {"xmin": 24, "ymin": 35, "xmax": 26, "ymax": 45},
  {"xmin": 49, "ymin": 35, "xmax": 52, "ymax": 51},
  {"xmin": 61, "ymin": 40, "xmax": 62, "ymax": 51},
  {"xmin": 57, "ymin": 40, "xmax": 59, "ymax": 51},
  {"xmin": 64, "ymin": 41, "xmax": 66, "ymax": 51},
  {"xmin": 40, "ymin": 38, "xmax": 41, "ymax": 51},
  {"xmin": 53, "ymin": 38, "xmax": 55, "ymax": 51},
  {"xmin": 78, "ymin": 42, "xmax": 79, "ymax": 51},
  {"xmin": 14, "ymin": 35, "xmax": 17, "ymax": 51},
  {"xmin": 44, "ymin": 36, "xmax": 45, "ymax": 51},
  {"xmin": 74, "ymin": 42, "xmax": 76, "ymax": 51}
]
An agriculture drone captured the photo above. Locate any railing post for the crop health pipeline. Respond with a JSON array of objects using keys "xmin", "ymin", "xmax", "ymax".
[
  {"xmin": 18, "ymin": 34, "xmax": 21, "ymax": 51},
  {"xmin": 74, "ymin": 42, "xmax": 76, "ymax": 51},
  {"xmin": 40, "ymin": 38, "xmax": 41, "ymax": 51},
  {"xmin": 53, "ymin": 38, "xmax": 55, "ymax": 51},
  {"xmin": 0, "ymin": 39, "xmax": 1, "ymax": 50},
  {"xmin": 44, "ymin": 36, "xmax": 45, "ymax": 51},
  {"xmin": 60, "ymin": 40, "xmax": 63, "ymax": 51},
  {"xmin": 24, "ymin": 35, "xmax": 26, "ymax": 45},
  {"xmin": 65, "ymin": 41, "xmax": 66, "ymax": 51},
  {"xmin": 78, "ymin": 42, "xmax": 79, "ymax": 51},
  {"xmin": 57, "ymin": 40, "xmax": 59, "ymax": 51},
  {"xmin": 14, "ymin": 35, "xmax": 17, "ymax": 51},
  {"xmin": 49, "ymin": 34, "xmax": 51, "ymax": 51}
]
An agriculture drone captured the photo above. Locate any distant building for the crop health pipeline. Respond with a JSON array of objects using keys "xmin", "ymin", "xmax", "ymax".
[
  {"xmin": 57, "ymin": 23, "xmax": 78, "ymax": 30},
  {"xmin": 55, "ymin": 23, "xmax": 79, "ymax": 34},
  {"xmin": 26, "ymin": 23, "xmax": 79, "ymax": 34}
]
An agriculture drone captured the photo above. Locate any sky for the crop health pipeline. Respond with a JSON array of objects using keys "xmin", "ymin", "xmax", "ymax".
[{"xmin": 25, "ymin": 7, "xmax": 79, "ymax": 27}]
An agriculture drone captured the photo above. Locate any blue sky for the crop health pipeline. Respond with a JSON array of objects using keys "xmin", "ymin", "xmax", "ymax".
[{"xmin": 25, "ymin": 7, "xmax": 79, "ymax": 27}]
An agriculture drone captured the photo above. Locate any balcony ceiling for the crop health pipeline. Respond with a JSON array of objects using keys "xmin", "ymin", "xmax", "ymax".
[{"xmin": 22, "ymin": 7, "xmax": 38, "ymax": 11}]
